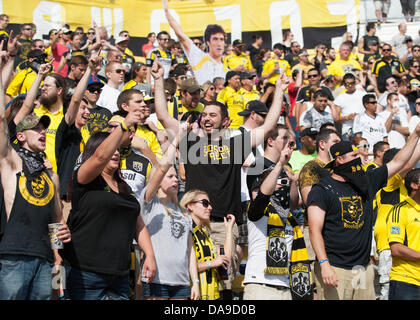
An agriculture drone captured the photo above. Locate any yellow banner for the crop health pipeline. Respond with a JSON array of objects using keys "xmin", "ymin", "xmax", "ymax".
[{"xmin": 3, "ymin": 0, "xmax": 360, "ymax": 43}]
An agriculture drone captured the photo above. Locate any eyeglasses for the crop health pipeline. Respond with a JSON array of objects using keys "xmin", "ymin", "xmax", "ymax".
[
  {"xmin": 357, "ymin": 144, "xmax": 369, "ymax": 149},
  {"xmin": 41, "ymin": 83, "xmax": 56, "ymax": 89},
  {"xmin": 344, "ymin": 81, "xmax": 356, "ymax": 86},
  {"xmin": 114, "ymin": 69, "xmax": 124, "ymax": 74},
  {"xmin": 308, "ymin": 74, "xmax": 319, "ymax": 78},
  {"xmin": 192, "ymin": 199, "xmax": 211, "ymax": 208},
  {"xmin": 413, "ymin": 49, "xmax": 420, "ymax": 52},
  {"xmin": 88, "ymin": 87, "xmax": 102, "ymax": 93}
]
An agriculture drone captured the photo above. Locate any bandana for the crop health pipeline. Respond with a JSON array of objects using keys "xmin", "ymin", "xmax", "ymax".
[
  {"xmin": 15, "ymin": 146, "xmax": 46, "ymax": 181},
  {"xmin": 333, "ymin": 157, "xmax": 368, "ymax": 198},
  {"xmin": 264, "ymin": 207, "xmax": 313, "ymax": 300}
]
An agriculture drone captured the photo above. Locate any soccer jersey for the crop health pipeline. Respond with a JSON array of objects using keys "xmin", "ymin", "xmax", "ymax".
[
  {"xmin": 6, "ymin": 68, "xmax": 37, "ymax": 97},
  {"xmin": 146, "ymin": 48, "xmax": 176, "ymax": 79},
  {"xmin": 34, "ymin": 105, "xmax": 64, "ymax": 173},
  {"xmin": 228, "ymin": 88, "xmax": 261, "ymax": 129},
  {"xmin": 374, "ymin": 174, "xmax": 408, "ymax": 253},
  {"xmin": 217, "ymin": 86, "xmax": 240, "ymax": 127},
  {"xmin": 135, "ymin": 125, "xmax": 163, "ymax": 159},
  {"xmin": 262, "ymin": 58, "xmax": 291, "ymax": 85},
  {"xmin": 388, "ymin": 197, "xmax": 420, "ymax": 286},
  {"xmin": 352, "ymin": 111, "xmax": 388, "ymax": 153},
  {"xmin": 182, "ymin": 38, "xmax": 227, "ymax": 85},
  {"xmin": 327, "ymin": 58, "xmax": 362, "ymax": 86},
  {"xmin": 334, "ymin": 90, "xmax": 366, "ymax": 136},
  {"xmin": 223, "ymin": 53, "xmax": 253, "ymax": 71}
]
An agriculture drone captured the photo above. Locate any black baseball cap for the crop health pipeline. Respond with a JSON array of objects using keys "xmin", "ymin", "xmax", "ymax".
[
  {"xmin": 240, "ymin": 72, "xmax": 257, "ymax": 80},
  {"xmin": 324, "ymin": 141, "xmax": 357, "ymax": 168},
  {"xmin": 224, "ymin": 71, "xmax": 240, "ymax": 86},
  {"xmin": 300, "ymin": 128, "xmax": 318, "ymax": 138},
  {"xmin": 232, "ymin": 39, "xmax": 245, "ymax": 47},
  {"xmin": 238, "ymin": 100, "xmax": 268, "ymax": 116}
]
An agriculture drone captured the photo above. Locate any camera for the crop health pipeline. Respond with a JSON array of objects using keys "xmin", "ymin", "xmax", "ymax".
[{"xmin": 277, "ymin": 178, "xmax": 289, "ymax": 186}]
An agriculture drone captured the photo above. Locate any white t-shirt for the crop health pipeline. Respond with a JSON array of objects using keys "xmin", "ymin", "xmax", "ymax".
[
  {"xmin": 244, "ymin": 207, "xmax": 294, "ymax": 287},
  {"xmin": 378, "ymin": 109, "xmax": 409, "ymax": 148},
  {"xmin": 378, "ymin": 91, "xmax": 410, "ymax": 114},
  {"xmin": 352, "ymin": 111, "xmax": 388, "ymax": 153},
  {"xmin": 97, "ymin": 84, "xmax": 121, "ymax": 114},
  {"xmin": 299, "ymin": 105, "xmax": 334, "ymax": 131},
  {"xmin": 334, "ymin": 90, "xmax": 366, "ymax": 135},
  {"xmin": 182, "ymin": 38, "xmax": 226, "ymax": 85},
  {"xmin": 408, "ymin": 115, "xmax": 420, "ymax": 144},
  {"xmin": 139, "ymin": 187, "xmax": 193, "ymax": 286}
]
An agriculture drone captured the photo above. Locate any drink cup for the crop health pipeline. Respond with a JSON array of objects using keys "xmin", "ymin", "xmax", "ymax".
[{"xmin": 48, "ymin": 223, "xmax": 64, "ymax": 249}]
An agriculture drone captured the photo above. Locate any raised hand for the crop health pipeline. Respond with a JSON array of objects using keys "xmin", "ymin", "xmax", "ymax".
[
  {"xmin": 88, "ymin": 48, "xmax": 103, "ymax": 74},
  {"xmin": 7, "ymin": 30, "xmax": 19, "ymax": 57},
  {"xmin": 151, "ymin": 60, "xmax": 164, "ymax": 80}
]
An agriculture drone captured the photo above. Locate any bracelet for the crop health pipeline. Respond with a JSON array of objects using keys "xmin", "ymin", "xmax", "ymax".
[
  {"xmin": 206, "ymin": 260, "xmax": 212, "ymax": 269},
  {"xmin": 191, "ymin": 278, "xmax": 200, "ymax": 283},
  {"xmin": 319, "ymin": 258, "xmax": 329, "ymax": 264},
  {"xmin": 120, "ymin": 121, "xmax": 129, "ymax": 132}
]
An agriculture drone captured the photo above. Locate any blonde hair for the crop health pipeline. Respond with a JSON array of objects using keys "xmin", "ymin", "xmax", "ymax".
[{"xmin": 180, "ymin": 190, "xmax": 211, "ymax": 230}]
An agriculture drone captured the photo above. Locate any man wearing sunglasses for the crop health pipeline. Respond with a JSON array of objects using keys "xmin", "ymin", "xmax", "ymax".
[
  {"xmin": 372, "ymin": 43, "xmax": 406, "ymax": 93},
  {"xmin": 14, "ymin": 23, "xmax": 33, "ymax": 69},
  {"xmin": 97, "ymin": 61, "xmax": 125, "ymax": 113},
  {"xmin": 146, "ymin": 31, "xmax": 177, "ymax": 83}
]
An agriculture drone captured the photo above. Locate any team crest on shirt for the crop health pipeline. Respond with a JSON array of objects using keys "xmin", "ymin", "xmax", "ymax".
[
  {"xmin": 132, "ymin": 161, "xmax": 143, "ymax": 173},
  {"xmin": 340, "ymin": 196, "xmax": 364, "ymax": 229}
]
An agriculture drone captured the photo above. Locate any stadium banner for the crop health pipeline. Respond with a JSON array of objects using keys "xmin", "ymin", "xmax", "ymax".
[{"xmin": 2, "ymin": 0, "xmax": 360, "ymax": 56}]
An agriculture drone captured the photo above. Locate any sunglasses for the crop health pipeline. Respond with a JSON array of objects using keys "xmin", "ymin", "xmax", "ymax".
[
  {"xmin": 382, "ymin": 48, "xmax": 392, "ymax": 52},
  {"xmin": 367, "ymin": 100, "xmax": 377, "ymax": 104},
  {"xmin": 308, "ymin": 74, "xmax": 319, "ymax": 78},
  {"xmin": 192, "ymin": 199, "xmax": 211, "ymax": 208},
  {"xmin": 344, "ymin": 82, "xmax": 356, "ymax": 86},
  {"xmin": 160, "ymin": 38, "xmax": 169, "ymax": 41},
  {"xmin": 357, "ymin": 144, "xmax": 369, "ymax": 149},
  {"xmin": 416, "ymin": 102, "xmax": 420, "ymax": 105},
  {"xmin": 413, "ymin": 65, "xmax": 420, "ymax": 68},
  {"xmin": 87, "ymin": 32, "xmax": 95, "ymax": 35},
  {"xmin": 114, "ymin": 69, "xmax": 124, "ymax": 74},
  {"xmin": 88, "ymin": 87, "xmax": 102, "ymax": 93}
]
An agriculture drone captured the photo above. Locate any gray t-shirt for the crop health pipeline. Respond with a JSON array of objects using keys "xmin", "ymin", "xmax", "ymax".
[{"xmin": 140, "ymin": 187, "xmax": 193, "ymax": 286}]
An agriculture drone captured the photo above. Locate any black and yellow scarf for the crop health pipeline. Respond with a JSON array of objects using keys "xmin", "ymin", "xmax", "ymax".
[{"xmin": 264, "ymin": 209, "xmax": 313, "ymax": 300}]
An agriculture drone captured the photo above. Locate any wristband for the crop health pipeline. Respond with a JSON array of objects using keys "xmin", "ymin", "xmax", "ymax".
[
  {"xmin": 206, "ymin": 260, "xmax": 212, "ymax": 269},
  {"xmin": 319, "ymin": 258, "xmax": 329, "ymax": 264},
  {"xmin": 120, "ymin": 122, "xmax": 129, "ymax": 132},
  {"xmin": 192, "ymin": 279, "xmax": 200, "ymax": 283}
]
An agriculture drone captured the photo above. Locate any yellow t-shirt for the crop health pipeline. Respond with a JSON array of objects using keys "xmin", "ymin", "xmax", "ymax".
[
  {"xmin": 374, "ymin": 174, "xmax": 408, "ymax": 253},
  {"xmin": 178, "ymin": 102, "xmax": 205, "ymax": 118},
  {"xmin": 229, "ymin": 88, "xmax": 261, "ymax": 129},
  {"xmin": 262, "ymin": 58, "xmax": 291, "ymax": 84},
  {"xmin": 217, "ymin": 86, "xmax": 238, "ymax": 126},
  {"xmin": 388, "ymin": 197, "xmax": 420, "ymax": 286},
  {"xmin": 223, "ymin": 53, "xmax": 253, "ymax": 71},
  {"xmin": 6, "ymin": 68, "xmax": 37, "ymax": 97},
  {"xmin": 34, "ymin": 105, "xmax": 64, "ymax": 173},
  {"xmin": 135, "ymin": 125, "xmax": 163, "ymax": 159},
  {"xmin": 327, "ymin": 58, "xmax": 362, "ymax": 78}
]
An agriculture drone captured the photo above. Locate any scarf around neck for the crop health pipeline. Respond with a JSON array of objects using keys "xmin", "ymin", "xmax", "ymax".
[
  {"xmin": 15, "ymin": 146, "xmax": 46, "ymax": 181},
  {"xmin": 264, "ymin": 208, "xmax": 313, "ymax": 300}
]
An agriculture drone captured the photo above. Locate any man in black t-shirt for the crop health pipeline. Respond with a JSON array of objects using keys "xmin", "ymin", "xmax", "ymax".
[
  {"xmin": 152, "ymin": 59, "xmax": 289, "ymax": 295},
  {"xmin": 284, "ymin": 41, "xmax": 301, "ymax": 69},
  {"xmin": 65, "ymin": 55, "xmax": 88, "ymax": 98},
  {"xmin": 307, "ymin": 131, "xmax": 420, "ymax": 300}
]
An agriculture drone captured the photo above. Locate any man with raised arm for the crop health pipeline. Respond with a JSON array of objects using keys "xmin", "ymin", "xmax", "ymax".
[
  {"xmin": 0, "ymin": 51, "xmax": 71, "ymax": 300},
  {"xmin": 162, "ymin": 0, "xmax": 227, "ymax": 85},
  {"xmin": 152, "ymin": 59, "xmax": 288, "ymax": 299}
]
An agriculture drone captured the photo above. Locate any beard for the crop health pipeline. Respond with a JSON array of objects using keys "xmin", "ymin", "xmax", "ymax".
[{"xmin": 39, "ymin": 93, "xmax": 58, "ymax": 108}]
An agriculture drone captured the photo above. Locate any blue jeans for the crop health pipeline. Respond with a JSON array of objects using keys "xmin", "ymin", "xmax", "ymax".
[
  {"xmin": 0, "ymin": 254, "xmax": 53, "ymax": 300},
  {"xmin": 389, "ymin": 280, "xmax": 420, "ymax": 300},
  {"xmin": 65, "ymin": 266, "xmax": 130, "ymax": 300}
]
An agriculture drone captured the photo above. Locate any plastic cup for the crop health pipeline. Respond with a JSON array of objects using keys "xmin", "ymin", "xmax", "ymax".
[{"xmin": 48, "ymin": 223, "xmax": 64, "ymax": 249}]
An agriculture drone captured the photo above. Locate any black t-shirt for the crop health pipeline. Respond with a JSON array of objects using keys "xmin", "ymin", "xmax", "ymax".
[
  {"xmin": 85, "ymin": 105, "xmax": 112, "ymax": 135},
  {"xmin": 55, "ymin": 118, "xmax": 82, "ymax": 198},
  {"xmin": 407, "ymin": 74, "xmax": 420, "ymax": 102},
  {"xmin": 180, "ymin": 130, "xmax": 251, "ymax": 222},
  {"xmin": 306, "ymin": 165, "xmax": 387, "ymax": 269},
  {"xmin": 362, "ymin": 35, "xmax": 379, "ymax": 52},
  {"xmin": 62, "ymin": 168, "xmax": 140, "ymax": 276},
  {"xmin": 285, "ymin": 53, "xmax": 300, "ymax": 68},
  {"xmin": 296, "ymin": 85, "xmax": 334, "ymax": 102},
  {"xmin": 65, "ymin": 77, "xmax": 77, "ymax": 98},
  {"xmin": 14, "ymin": 38, "xmax": 32, "ymax": 69},
  {"xmin": 245, "ymin": 44, "xmax": 260, "ymax": 65}
]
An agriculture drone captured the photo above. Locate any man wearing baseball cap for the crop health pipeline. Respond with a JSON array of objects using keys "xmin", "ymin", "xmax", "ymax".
[
  {"xmin": 289, "ymin": 127, "xmax": 317, "ymax": 173},
  {"xmin": 230, "ymin": 72, "xmax": 261, "ymax": 128},
  {"xmin": 223, "ymin": 39, "xmax": 255, "ymax": 73},
  {"xmin": 306, "ymin": 124, "xmax": 420, "ymax": 300},
  {"xmin": 291, "ymin": 49, "xmax": 314, "ymax": 84},
  {"xmin": 262, "ymin": 43, "xmax": 291, "ymax": 85},
  {"xmin": 216, "ymin": 71, "xmax": 242, "ymax": 128},
  {"xmin": 178, "ymin": 77, "xmax": 205, "ymax": 118},
  {"xmin": 0, "ymin": 109, "xmax": 71, "ymax": 299}
]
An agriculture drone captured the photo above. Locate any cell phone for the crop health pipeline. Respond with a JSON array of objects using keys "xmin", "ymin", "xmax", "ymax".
[{"xmin": 277, "ymin": 178, "xmax": 290, "ymax": 186}]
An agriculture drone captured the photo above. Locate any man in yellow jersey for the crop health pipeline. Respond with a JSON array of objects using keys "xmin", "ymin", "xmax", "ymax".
[
  {"xmin": 163, "ymin": 0, "xmax": 227, "ymax": 85},
  {"xmin": 177, "ymin": 78, "xmax": 204, "ymax": 119},
  {"xmin": 117, "ymin": 89, "xmax": 163, "ymax": 159},
  {"xmin": 374, "ymin": 146, "xmax": 420, "ymax": 300},
  {"xmin": 262, "ymin": 43, "xmax": 291, "ymax": 85},
  {"xmin": 217, "ymin": 71, "xmax": 241, "ymax": 127},
  {"xmin": 33, "ymin": 73, "xmax": 67, "ymax": 173},
  {"xmin": 146, "ymin": 31, "xmax": 177, "ymax": 83},
  {"xmin": 223, "ymin": 40, "xmax": 255, "ymax": 74},
  {"xmin": 0, "ymin": 14, "xmax": 9, "ymax": 49},
  {"xmin": 291, "ymin": 50, "xmax": 314, "ymax": 84},
  {"xmin": 364, "ymin": 141, "xmax": 390, "ymax": 171},
  {"xmin": 115, "ymin": 33, "xmax": 135, "ymax": 82},
  {"xmin": 387, "ymin": 168, "xmax": 420, "ymax": 300},
  {"xmin": 327, "ymin": 42, "xmax": 362, "ymax": 87},
  {"xmin": 230, "ymin": 72, "xmax": 261, "ymax": 129}
]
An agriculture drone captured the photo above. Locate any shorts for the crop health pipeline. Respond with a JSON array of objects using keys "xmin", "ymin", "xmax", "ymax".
[
  {"xmin": 374, "ymin": 0, "xmax": 391, "ymax": 13},
  {"xmin": 142, "ymin": 282, "xmax": 191, "ymax": 299}
]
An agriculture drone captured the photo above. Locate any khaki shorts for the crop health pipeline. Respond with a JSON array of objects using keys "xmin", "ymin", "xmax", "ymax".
[
  {"xmin": 374, "ymin": 0, "xmax": 391, "ymax": 13},
  {"xmin": 314, "ymin": 263, "xmax": 376, "ymax": 300},
  {"xmin": 243, "ymin": 283, "xmax": 292, "ymax": 300}
]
